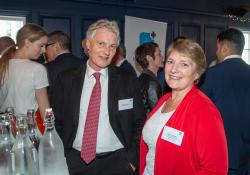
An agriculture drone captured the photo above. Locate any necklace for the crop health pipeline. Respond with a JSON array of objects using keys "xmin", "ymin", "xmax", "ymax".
[{"xmin": 161, "ymin": 94, "xmax": 185, "ymax": 113}]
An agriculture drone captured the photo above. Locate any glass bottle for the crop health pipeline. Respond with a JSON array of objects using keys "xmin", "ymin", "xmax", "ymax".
[
  {"xmin": 5, "ymin": 107, "xmax": 15, "ymax": 116},
  {"xmin": 27, "ymin": 109, "xmax": 41, "ymax": 150},
  {"xmin": 0, "ymin": 114, "xmax": 14, "ymax": 175},
  {"xmin": 11, "ymin": 114, "xmax": 39, "ymax": 175},
  {"xmin": 0, "ymin": 114, "xmax": 15, "ymax": 144},
  {"xmin": 5, "ymin": 107, "xmax": 17, "ymax": 138},
  {"xmin": 39, "ymin": 108, "xmax": 69, "ymax": 175}
]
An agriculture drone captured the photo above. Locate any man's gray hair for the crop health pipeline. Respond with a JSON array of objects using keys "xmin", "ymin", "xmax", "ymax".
[{"xmin": 86, "ymin": 19, "xmax": 120, "ymax": 45}]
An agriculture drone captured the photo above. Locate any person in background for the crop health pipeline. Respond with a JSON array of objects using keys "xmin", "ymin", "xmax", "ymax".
[
  {"xmin": 112, "ymin": 43, "xmax": 137, "ymax": 77},
  {"xmin": 0, "ymin": 23, "xmax": 50, "ymax": 118},
  {"xmin": 135, "ymin": 42, "xmax": 163, "ymax": 115},
  {"xmin": 52, "ymin": 19, "xmax": 145, "ymax": 175},
  {"xmin": 140, "ymin": 39, "xmax": 228, "ymax": 175},
  {"xmin": 200, "ymin": 28, "xmax": 250, "ymax": 175},
  {"xmin": 0, "ymin": 36, "xmax": 15, "ymax": 56},
  {"xmin": 45, "ymin": 30, "xmax": 84, "ymax": 102},
  {"xmin": 81, "ymin": 38, "xmax": 89, "ymax": 60}
]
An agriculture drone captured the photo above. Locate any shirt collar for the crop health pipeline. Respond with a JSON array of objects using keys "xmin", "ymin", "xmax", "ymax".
[
  {"xmin": 223, "ymin": 54, "xmax": 241, "ymax": 62},
  {"xmin": 55, "ymin": 51, "xmax": 70, "ymax": 58},
  {"xmin": 86, "ymin": 60, "xmax": 108, "ymax": 79},
  {"xmin": 116, "ymin": 58, "xmax": 126, "ymax": 66}
]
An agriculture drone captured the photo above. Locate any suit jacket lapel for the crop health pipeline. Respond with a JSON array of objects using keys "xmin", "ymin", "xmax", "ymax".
[
  {"xmin": 108, "ymin": 66, "xmax": 120, "ymax": 127},
  {"xmin": 71, "ymin": 64, "xmax": 87, "ymax": 127}
]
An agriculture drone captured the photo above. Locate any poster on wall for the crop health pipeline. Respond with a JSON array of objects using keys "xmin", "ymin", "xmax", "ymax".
[{"xmin": 124, "ymin": 15, "xmax": 168, "ymax": 74}]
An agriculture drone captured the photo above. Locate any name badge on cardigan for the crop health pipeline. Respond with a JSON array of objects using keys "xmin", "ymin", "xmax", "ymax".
[
  {"xmin": 161, "ymin": 126, "xmax": 184, "ymax": 146},
  {"xmin": 118, "ymin": 98, "xmax": 133, "ymax": 111}
]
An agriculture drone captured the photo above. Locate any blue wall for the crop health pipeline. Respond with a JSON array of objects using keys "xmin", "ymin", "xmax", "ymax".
[{"xmin": 1, "ymin": 0, "xmax": 249, "ymax": 64}]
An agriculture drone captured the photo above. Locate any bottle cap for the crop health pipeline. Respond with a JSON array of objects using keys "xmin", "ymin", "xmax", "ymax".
[{"xmin": 45, "ymin": 108, "xmax": 52, "ymax": 112}]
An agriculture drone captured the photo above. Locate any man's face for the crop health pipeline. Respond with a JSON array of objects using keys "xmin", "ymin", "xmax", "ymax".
[
  {"xmin": 86, "ymin": 28, "xmax": 118, "ymax": 71},
  {"xmin": 45, "ymin": 41, "xmax": 57, "ymax": 62}
]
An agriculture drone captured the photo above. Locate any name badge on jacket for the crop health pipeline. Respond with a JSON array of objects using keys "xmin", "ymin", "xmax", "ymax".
[
  {"xmin": 118, "ymin": 98, "xmax": 133, "ymax": 111},
  {"xmin": 161, "ymin": 126, "xmax": 184, "ymax": 146}
]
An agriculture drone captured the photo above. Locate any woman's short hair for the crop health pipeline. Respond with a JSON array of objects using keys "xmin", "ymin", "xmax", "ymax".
[
  {"xmin": 86, "ymin": 19, "xmax": 120, "ymax": 45},
  {"xmin": 135, "ymin": 42, "xmax": 159, "ymax": 69},
  {"xmin": 167, "ymin": 39, "xmax": 207, "ymax": 76}
]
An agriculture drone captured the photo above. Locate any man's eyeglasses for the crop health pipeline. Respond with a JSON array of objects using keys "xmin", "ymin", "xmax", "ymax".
[{"xmin": 45, "ymin": 42, "xmax": 55, "ymax": 48}]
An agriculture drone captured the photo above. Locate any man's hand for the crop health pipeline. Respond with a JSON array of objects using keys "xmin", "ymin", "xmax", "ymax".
[{"xmin": 129, "ymin": 162, "xmax": 136, "ymax": 172}]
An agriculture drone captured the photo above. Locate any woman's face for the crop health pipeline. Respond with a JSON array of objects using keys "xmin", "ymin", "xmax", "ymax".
[
  {"xmin": 26, "ymin": 36, "xmax": 48, "ymax": 59},
  {"xmin": 165, "ymin": 50, "xmax": 199, "ymax": 92}
]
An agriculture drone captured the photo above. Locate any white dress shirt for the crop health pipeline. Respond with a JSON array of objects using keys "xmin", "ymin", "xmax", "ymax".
[
  {"xmin": 73, "ymin": 61, "xmax": 124, "ymax": 153},
  {"xmin": 142, "ymin": 102, "xmax": 174, "ymax": 175},
  {"xmin": 223, "ymin": 54, "xmax": 241, "ymax": 61},
  {"xmin": 116, "ymin": 58, "xmax": 126, "ymax": 67}
]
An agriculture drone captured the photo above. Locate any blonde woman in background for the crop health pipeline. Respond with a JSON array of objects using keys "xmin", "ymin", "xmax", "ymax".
[{"xmin": 0, "ymin": 23, "xmax": 50, "ymax": 119}]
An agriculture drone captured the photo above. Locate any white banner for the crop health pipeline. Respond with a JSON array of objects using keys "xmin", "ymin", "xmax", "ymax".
[{"xmin": 125, "ymin": 16, "xmax": 168, "ymax": 74}]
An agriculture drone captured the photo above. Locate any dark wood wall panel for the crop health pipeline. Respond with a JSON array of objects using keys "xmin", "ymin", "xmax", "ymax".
[
  {"xmin": 179, "ymin": 24, "xmax": 201, "ymax": 44},
  {"xmin": 0, "ymin": 0, "xmax": 249, "ymax": 62},
  {"xmin": 40, "ymin": 15, "xmax": 71, "ymax": 36},
  {"xmin": 165, "ymin": 23, "xmax": 174, "ymax": 49}
]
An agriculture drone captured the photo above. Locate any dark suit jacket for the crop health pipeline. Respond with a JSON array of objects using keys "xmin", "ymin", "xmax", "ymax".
[
  {"xmin": 52, "ymin": 63, "xmax": 145, "ymax": 167},
  {"xmin": 199, "ymin": 58, "xmax": 250, "ymax": 170},
  {"xmin": 45, "ymin": 52, "xmax": 84, "ymax": 101},
  {"xmin": 120, "ymin": 60, "xmax": 137, "ymax": 77}
]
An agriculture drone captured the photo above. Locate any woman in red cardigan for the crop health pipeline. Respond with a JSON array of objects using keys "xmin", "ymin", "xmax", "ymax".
[{"xmin": 140, "ymin": 39, "xmax": 228, "ymax": 175}]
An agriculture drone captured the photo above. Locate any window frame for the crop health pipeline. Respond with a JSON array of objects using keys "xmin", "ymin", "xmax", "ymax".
[
  {"xmin": 0, "ymin": 15, "xmax": 26, "ymax": 41},
  {"xmin": 233, "ymin": 26, "xmax": 250, "ymax": 64}
]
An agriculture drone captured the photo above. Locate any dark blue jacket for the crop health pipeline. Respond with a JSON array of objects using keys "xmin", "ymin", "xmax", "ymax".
[
  {"xmin": 200, "ymin": 57, "xmax": 250, "ymax": 170},
  {"xmin": 120, "ymin": 60, "xmax": 137, "ymax": 77},
  {"xmin": 46, "ymin": 52, "xmax": 84, "ymax": 102}
]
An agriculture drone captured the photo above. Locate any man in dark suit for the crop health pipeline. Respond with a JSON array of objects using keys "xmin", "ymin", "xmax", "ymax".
[
  {"xmin": 45, "ymin": 31, "xmax": 84, "ymax": 102},
  {"xmin": 112, "ymin": 43, "xmax": 137, "ymax": 77},
  {"xmin": 52, "ymin": 19, "xmax": 145, "ymax": 175},
  {"xmin": 200, "ymin": 28, "xmax": 250, "ymax": 175}
]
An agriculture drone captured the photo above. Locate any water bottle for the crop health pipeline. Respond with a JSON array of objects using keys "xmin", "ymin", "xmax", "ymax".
[
  {"xmin": 27, "ymin": 109, "xmax": 41, "ymax": 150},
  {"xmin": 0, "ymin": 114, "xmax": 14, "ymax": 175},
  {"xmin": 11, "ymin": 114, "xmax": 39, "ymax": 175},
  {"xmin": 5, "ymin": 107, "xmax": 16, "ymax": 138},
  {"xmin": 38, "ymin": 108, "xmax": 69, "ymax": 175}
]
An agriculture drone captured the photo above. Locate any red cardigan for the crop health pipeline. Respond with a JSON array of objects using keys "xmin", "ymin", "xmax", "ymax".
[{"xmin": 140, "ymin": 86, "xmax": 228, "ymax": 175}]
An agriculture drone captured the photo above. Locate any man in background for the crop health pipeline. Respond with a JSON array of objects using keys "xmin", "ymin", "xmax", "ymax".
[
  {"xmin": 81, "ymin": 38, "xmax": 89, "ymax": 60},
  {"xmin": 112, "ymin": 43, "xmax": 137, "ymax": 77},
  {"xmin": 200, "ymin": 28, "xmax": 250, "ymax": 175},
  {"xmin": 0, "ymin": 36, "xmax": 15, "ymax": 56},
  {"xmin": 45, "ymin": 31, "xmax": 84, "ymax": 101}
]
